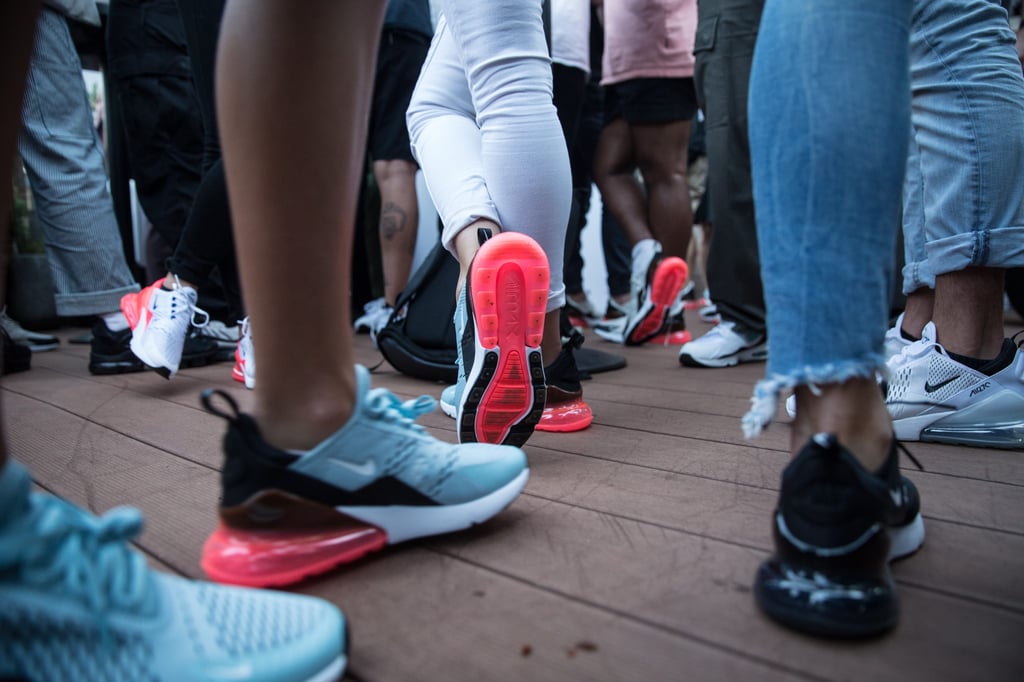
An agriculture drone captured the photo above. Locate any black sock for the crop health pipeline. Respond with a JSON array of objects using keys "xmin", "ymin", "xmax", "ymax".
[
  {"xmin": 948, "ymin": 338, "xmax": 1016, "ymax": 375},
  {"xmin": 899, "ymin": 326, "xmax": 920, "ymax": 342}
]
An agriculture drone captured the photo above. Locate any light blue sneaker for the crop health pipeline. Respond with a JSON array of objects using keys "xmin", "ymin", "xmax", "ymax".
[
  {"xmin": 0, "ymin": 461, "xmax": 347, "ymax": 682},
  {"xmin": 200, "ymin": 364, "xmax": 529, "ymax": 587}
]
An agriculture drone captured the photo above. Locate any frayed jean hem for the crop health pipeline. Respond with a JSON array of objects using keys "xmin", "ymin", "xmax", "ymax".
[{"xmin": 742, "ymin": 354, "xmax": 886, "ymax": 438}]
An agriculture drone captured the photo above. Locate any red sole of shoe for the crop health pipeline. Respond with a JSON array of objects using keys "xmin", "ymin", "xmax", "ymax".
[
  {"xmin": 536, "ymin": 397, "xmax": 593, "ymax": 432},
  {"xmin": 647, "ymin": 329, "xmax": 693, "ymax": 346},
  {"xmin": 467, "ymin": 233, "xmax": 549, "ymax": 445},
  {"xmin": 201, "ymin": 523, "xmax": 389, "ymax": 588},
  {"xmin": 627, "ymin": 257, "xmax": 689, "ymax": 345}
]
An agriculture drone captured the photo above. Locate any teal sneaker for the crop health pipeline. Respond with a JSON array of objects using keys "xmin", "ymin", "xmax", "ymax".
[
  {"xmin": 0, "ymin": 461, "xmax": 347, "ymax": 682},
  {"xmin": 201, "ymin": 364, "xmax": 529, "ymax": 587}
]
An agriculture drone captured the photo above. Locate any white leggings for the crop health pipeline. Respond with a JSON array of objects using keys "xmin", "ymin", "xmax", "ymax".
[{"xmin": 407, "ymin": 0, "xmax": 570, "ymax": 311}]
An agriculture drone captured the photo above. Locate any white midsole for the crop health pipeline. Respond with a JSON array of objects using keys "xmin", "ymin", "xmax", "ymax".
[{"xmin": 338, "ymin": 468, "xmax": 529, "ymax": 544}]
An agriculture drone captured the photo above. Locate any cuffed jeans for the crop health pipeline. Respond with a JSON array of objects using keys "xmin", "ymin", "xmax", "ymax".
[
  {"xmin": 18, "ymin": 8, "xmax": 139, "ymax": 317},
  {"xmin": 744, "ymin": 0, "xmax": 913, "ymax": 434},
  {"xmin": 407, "ymin": 0, "xmax": 571, "ymax": 312},
  {"xmin": 901, "ymin": 0, "xmax": 1024, "ymax": 294}
]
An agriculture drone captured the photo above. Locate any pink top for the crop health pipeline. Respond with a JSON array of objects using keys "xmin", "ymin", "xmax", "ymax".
[{"xmin": 601, "ymin": 0, "xmax": 698, "ymax": 85}]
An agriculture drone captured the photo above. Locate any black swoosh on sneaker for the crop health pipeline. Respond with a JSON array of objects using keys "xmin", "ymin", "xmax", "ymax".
[{"xmin": 923, "ymin": 375, "xmax": 961, "ymax": 393}]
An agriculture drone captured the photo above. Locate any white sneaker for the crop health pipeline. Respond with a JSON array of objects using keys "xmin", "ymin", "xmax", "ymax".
[
  {"xmin": 353, "ymin": 297, "xmax": 392, "ymax": 335},
  {"xmin": 886, "ymin": 323, "xmax": 1024, "ymax": 448},
  {"xmin": 231, "ymin": 317, "xmax": 255, "ymax": 389},
  {"xmin": 0, "ymin": 307, "xmax": 58, "ymax": 352},
  {"xmin": 884, "ymin": 312, "xmax": 914, "ymax": 361},
  {"xmin": 679, "ymin": 320, "xmax": 767, "ymax": 368},
  {"xmin": 120, "ymin": 277, "xmax": 209, "ymax": 378}
]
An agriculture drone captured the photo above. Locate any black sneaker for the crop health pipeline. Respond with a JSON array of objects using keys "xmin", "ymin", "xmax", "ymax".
[
  {"xmin": 89, "ymin": 321, "xmax": 221, "ymax": 376},
  {"xmin": 89, "ymin": 321, "xmax": 144, "ymax": 374},
  {"xmin": 536, "ymin": 330, "xmax": 593, "ymax": 432},
  {"xmin": 754, "ymin": 434, "xmax": 925, "ymax": 638},
  {"xmin": 2, "ymin": 327, "xmax": 32, "ymax": 375}
]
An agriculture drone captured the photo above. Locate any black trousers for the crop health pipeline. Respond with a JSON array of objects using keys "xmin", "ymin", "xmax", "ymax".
[
  {"xmin": 168, "ymin": 0, "xmax": 242, "ymax": 321},
  {"xmin": 693, "ymin": 0, "xmax": 766, "ymax": 335}
]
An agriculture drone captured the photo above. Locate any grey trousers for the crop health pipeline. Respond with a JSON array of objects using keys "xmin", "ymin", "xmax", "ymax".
[
  {"xmin": 18, "ymin": 8, "xmax": 139, "ymax": 317},
  {"xmin": 693, "ymin": 0, "xmax": 766, "ymax": 335}
]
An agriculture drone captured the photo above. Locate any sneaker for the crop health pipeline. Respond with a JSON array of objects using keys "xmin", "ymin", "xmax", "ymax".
[
  {"xmin": 623, "ymin": 255, "xmax": 690, "ymax": 346},
  {"xmin": 754, "ymin": 434, "xmax": 925, "ymax": 638},
  {"xmin": 231, "ymin": 317, "xmax": 255, "ymax": 389},
  {"xmin": 535, "ymin": 335, "xmax": 593, "ymax": 433},
  {"xmin": 0, "ymin": 307, "xmax": 58, "ymax": 352},
  {"xmin": 200, "ymin": 364, "xmax": 529, "ymax": 587},
  {"xmin": 353, "ymin": 297, "xmax": 392, "ymax": 335},
  {"xmin": 1, "ymin": 327, "xmax": 32, "ymax": 375},
  {"xmin": 88, "ymin": 320, "xmax": 144, "ymax": 375},
  {"xmin": 121, "ymin": 277, "xmax": 211, "ymax": 378},
  {"xmin": 885, "ymin": 323, "xmax": 1024, "ymax": 448},
  {"xmin": 89, "ymin": 319, "xmax": 220, "ymax": 376},
  {"xmin": 883, "ymin": 312, "xmax": 914, "ymax": 361},
  {"xmin": 198, "ymin": 319, "xmax": 241, "ymax": 362},
  {"xmin": 0, "ymin": 460, "xmax": 348, "ymax": 681},
  {"xmin": 442, "ymin": 341, "xmax": 593, "ymax": 433},
  {"xmin": 452, "ymin": 231, "xmax": 549, "ymax": 446},
  {"xmin": 648, "ymin": 308, "xmax": 693, "ymax": 346},
  {"xmin": 679, "ymin": 320, "xmax": 768, "ymax": 368},
  {"xmin": 565, "ymin": 295, "xmax": 597, "ymax": 328}
]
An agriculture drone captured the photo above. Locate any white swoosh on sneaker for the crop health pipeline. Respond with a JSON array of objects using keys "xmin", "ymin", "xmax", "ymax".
[
  {"xmin": 889, "ymin": 488, "xmax": 904, "ymax": 507},
  {"xmin": 328, "ymin": 457, "xmax": 378, "ymax": 478}
]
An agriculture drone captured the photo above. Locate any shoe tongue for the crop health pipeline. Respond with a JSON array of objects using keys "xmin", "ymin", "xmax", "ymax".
[{"xmin": 353, "ymin": 364, "xmax": 372, "ymax": 403}]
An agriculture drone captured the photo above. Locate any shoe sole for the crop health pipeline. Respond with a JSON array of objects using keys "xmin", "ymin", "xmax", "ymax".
[
  {"xmin": 891, "ymin": 388, "xmax": 1024, "ymax": 449},
  {"xmin": 679, "ymin": 343, "xmax": 768, "ymax": 368},
  {"xmin": 625, "ymin": 257, "xmax": 689, "ymax": 346},
  {"xmin": 202, "ymin": 468, "xmax": 530, "ymax": 588},
  {"xmin": 459, "ymin": 234, "xmax": 548, "ymax": 446},
  {"xmin": 536, "ymin": 397, "xmax": 593, "ymax": 432}
]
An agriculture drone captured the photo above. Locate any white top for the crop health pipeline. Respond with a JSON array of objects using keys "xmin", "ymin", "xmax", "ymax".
[{"xmin": 551, "ymin": 0, "xmax": 590, "ymax": 75}]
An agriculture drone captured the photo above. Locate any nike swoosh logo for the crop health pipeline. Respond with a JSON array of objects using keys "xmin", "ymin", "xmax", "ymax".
[
  {"xmin": 924, "ymin": 375, "xmax": 961, "ymax": 393},
  {"xmin": 889, "ymin": 488, "xmax": 904, "ymax": 507},
  {"xmin": 329, "ymin": 457, "xmax": 378, "ymax": 478}
]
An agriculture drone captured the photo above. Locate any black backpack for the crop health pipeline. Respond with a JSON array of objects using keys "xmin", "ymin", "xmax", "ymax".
[{"xmin": 376, "ymin": 242, "xmax": 460, "ymax": 383}]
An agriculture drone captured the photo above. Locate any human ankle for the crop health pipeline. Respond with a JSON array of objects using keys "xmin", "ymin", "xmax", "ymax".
[{"xmin": 791, "ymin": 379, "xmax": 892, "ymax": 471}]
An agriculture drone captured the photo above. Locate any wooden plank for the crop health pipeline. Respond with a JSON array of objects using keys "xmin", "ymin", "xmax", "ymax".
[{"xmin": 422, "ymin": 496, "xmax": 1024, "ymax": 682}]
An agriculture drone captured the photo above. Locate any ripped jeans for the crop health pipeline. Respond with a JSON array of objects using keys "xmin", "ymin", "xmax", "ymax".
[{"xmin": 744, "ymin": 0, "xmax": 913, "ymax": 434}]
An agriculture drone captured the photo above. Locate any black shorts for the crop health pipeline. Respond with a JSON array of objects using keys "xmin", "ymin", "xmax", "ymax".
[
  {"xmin": 369, "ymin": 28, "xmax": 430, "ymax": 163},
  {"xmin": 603, "ymin": 77, "xmax": 698, "ymax": 126}
]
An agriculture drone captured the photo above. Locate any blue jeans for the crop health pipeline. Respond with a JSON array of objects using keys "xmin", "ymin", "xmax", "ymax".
[
  {"xmin": 744, "ymin": 0, "xmax": 913, "ymax": 434},
  {"xmin": 901, "ymin": 0, "xmax": 1024, "ymax": 294}
]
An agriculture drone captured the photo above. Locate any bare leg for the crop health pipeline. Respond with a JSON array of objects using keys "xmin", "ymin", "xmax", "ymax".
[
  {"xmin": 0, "ymin": 0, "xmax": 42, "ymax": 470},
  {"xmin": 373, "ymin": 158, "xmax": 419, "ymax": 306},
  {"xmin": 900, "ymin": 266, "xmax": 1005, "ymax": 360},
  {"xmin": 791, "ymin": 380, "xmax": 893, "ymax": 470},
  {"xmin": 593, "ymin": 118, "xmax": 652, "ymax": 245},
  {"xmin": 901, "ymin": 286, "xmax": 934, "ymax": 338},
  {"xmin": 631, "ymin": 120, "xmax": 693, "ymax": 261},
  {"xmin": 217, "ymin": 0, "xmax": 386, "ymax": 450},
  {"xmin": 932, "ymin": 266, "xmax": 1006, "ymax": 358}
]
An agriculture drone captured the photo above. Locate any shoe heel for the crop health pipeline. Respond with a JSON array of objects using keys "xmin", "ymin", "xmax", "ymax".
[
  {"xmin": 466, "ymin": 233, "xmax": 549, "ymax": 445},
  {"xmin": 628, "ymin": 257, "xmax": 689, "ymax": 345}
]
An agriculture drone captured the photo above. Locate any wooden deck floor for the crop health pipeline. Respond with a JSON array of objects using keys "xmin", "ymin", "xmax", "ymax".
[{"xmin": 6, "ymin": 315, "xmax": 1024, "ymax": 682}]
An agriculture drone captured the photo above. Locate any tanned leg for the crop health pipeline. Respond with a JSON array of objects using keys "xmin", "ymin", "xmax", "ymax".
[{"xmin": 217, "ymin": 0, "xmax": 386, "ymax": 450}]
